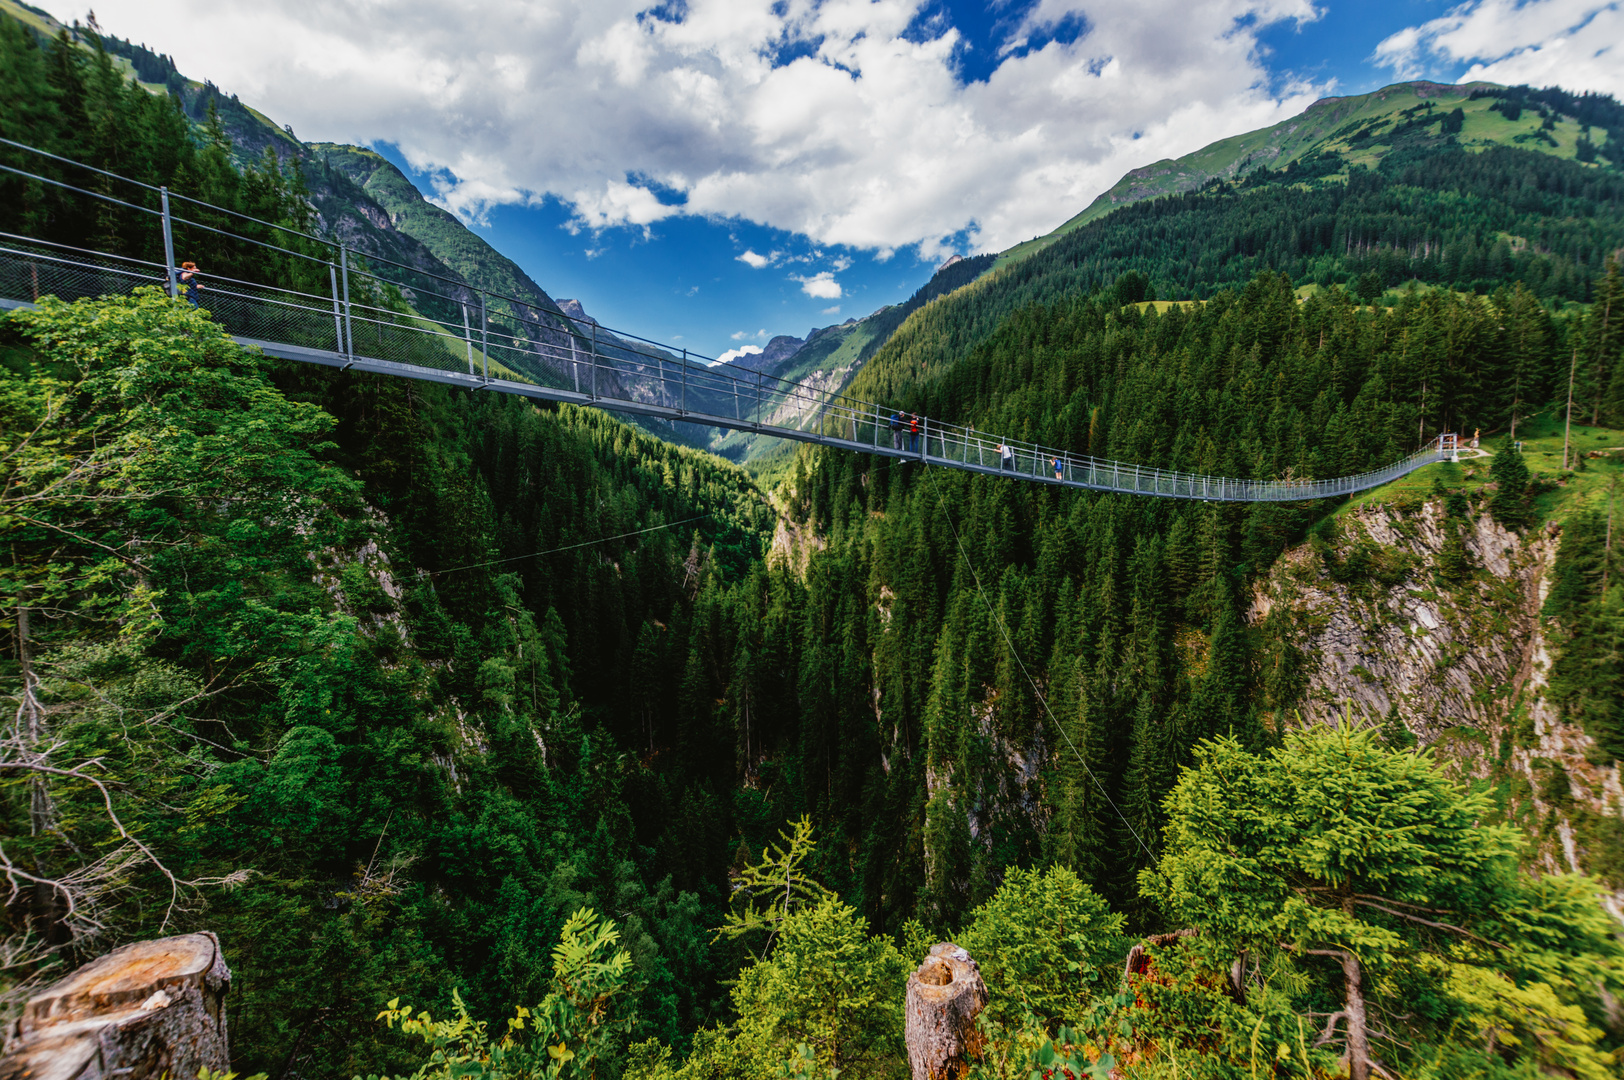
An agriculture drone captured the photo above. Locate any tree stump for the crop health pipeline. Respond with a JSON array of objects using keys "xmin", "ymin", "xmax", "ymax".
[
  {"xmin": 904, "ymin": 943, "xmax": 988, "ymax": 1080},
  {"xmin": 1, "ymin": 932, "xmax": 231, "ymax": 1080}
]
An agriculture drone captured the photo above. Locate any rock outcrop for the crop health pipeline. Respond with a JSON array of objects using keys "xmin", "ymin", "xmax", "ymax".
[
  {"xmin": 1253, "ymin": 496, "xmax": 1624, "ymax": 918},
  {"xmin": 1, "ymin": 933, "xmax": 231, "ymax": 1080},
  {"xmin": 1251, "ymin": 498, "xmax": 1543, "ymax": 741}
]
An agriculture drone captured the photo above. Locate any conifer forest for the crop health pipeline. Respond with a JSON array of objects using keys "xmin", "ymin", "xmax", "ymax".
[{"xmin": 4, "ymin": 15, "xmax": 1624, "ymax": 1080}]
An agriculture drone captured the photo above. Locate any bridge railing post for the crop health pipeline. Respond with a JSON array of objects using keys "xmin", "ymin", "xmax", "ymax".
[
  {"xmin": 591, "ymin": 321, "xmax": 598, "ymax": 400},
  {"xmin": 160, "ymin": 187, "xmax": 176, "ymax": 299},
  {"xmin": 329, "ymin": 263, "xmax": 343, "ymax": 355},
  {"xmin": 462, "ymin": 303, "xmax": 474, "ymax": 374},
  {"xmin": 339, "ymin": 246, "xmax": 353, "ymax": 360},
  {"xmin": 681, "ymin": 348, "xmax": 687, "ymax": 414},
  {"xmin": 481, "ymin": 292, "xmax": 490, "ymax": 381}
]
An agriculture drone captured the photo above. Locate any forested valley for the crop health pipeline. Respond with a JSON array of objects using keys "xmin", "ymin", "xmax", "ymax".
[{"xmin": 4, "ymin": 14, "xmax": 1624, "ymax": 1080}]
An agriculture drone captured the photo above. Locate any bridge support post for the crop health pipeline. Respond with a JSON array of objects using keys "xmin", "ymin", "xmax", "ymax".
[
  {"xmin": 681, "ymin": 348, "xmax": 687, "ymax": 415},
  {"xmin": 921, "ymin": 417, "xmax": 928, "ymax": 461},
  {"xmin": 481, "ymin": 292, "xmax": 490, "ymax": 381},
  {"xmin": 591, "ymin": 321, "xmax": 598, "ymax": 400},
  {"xmin": 159, "ymin": 187, "xmax": 176, "ymax": 299},
  {"xmin": 329, "ymin": 263, "xmax": 344, "ymax": 357},
  {"xmin": 340, "ymin": 246, "xmax": 353, "ymax": 361},
  {"xmin": 462, "ymin": 303, "xmax": 475, "ymax": 375},
  {"xmin": 756, "ymin": 368, "xmax": 764, "ymax": 429}
]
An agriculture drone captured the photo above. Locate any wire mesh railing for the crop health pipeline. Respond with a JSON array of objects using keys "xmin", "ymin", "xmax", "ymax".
[{"xmin": 0, "ymin": 142, "xmax": 1453, "ymax": 502}]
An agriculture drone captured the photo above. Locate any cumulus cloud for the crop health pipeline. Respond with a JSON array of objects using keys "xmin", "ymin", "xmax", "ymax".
[
  {"xmin": 737, "ymin": 249, "xmax": 772, "ymax": 268},
  {"xmin": 1373, "ymin": 1, "xmax": 1624, "ymax": 96},
  {"xmin": 794, "ymin": 272, "xmax": 843, "ymax": 299},
  {"xmin": 821, "ymin": 305, "xmax": 841, "ymax": 315},
  {"xmin": 731, "ymin": 329, "xmax": 769, "ymax": 340},
  {"xmin": 74, "ymin": 0, "xmax": 1328, "ymax": 255},
  {"xmin": 716, "ymin": 344, "xmax": 763, "ymax": 364}
]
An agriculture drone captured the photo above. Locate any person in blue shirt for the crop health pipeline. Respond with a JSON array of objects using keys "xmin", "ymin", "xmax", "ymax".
[{"xmin": 177, "ymin": 261, "xmax": 203, "ymax": 308}]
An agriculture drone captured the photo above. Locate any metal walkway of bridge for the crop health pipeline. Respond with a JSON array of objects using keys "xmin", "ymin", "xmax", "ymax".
[{"xmin": 0, "ymin": 145, "xmax": 1452, "ymax": 502}]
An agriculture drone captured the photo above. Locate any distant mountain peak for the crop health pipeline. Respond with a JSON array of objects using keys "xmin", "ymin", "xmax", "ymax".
[
  {"xmin": 762, "ymin": 334, "xmax": 805, "ymax": 363},
  {"xmin": 556, "ymin": 299, "xmax": 597, "ymax": 326}
]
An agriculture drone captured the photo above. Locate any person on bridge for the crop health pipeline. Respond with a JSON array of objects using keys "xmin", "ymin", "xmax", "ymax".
[
  {"xmin": 1052, "ymin": 456, "xmax": 1064, "ymax": 481},
  {"xmin": 889, "ymin": 411, "xmax": 903, "ymax": 450},
  {"xmin": 908, "ymin": 413, "xmax": 921, "ymax": 452},
  {"xmin": 998, "ymin": 442, "xmax": 1013, "ymax": 471},
  {"xmin": 177, "ymin": 261, "xmax": 204, "ymax": 308}
]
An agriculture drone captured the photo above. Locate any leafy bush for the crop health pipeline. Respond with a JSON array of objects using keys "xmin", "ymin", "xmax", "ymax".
[{"xmin": 361, "ymin": 908, "xmax": 635, "ymax": 1080}]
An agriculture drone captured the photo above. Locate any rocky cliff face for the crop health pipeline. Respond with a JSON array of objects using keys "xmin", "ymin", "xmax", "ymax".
[{"xmin": 1253, "ymin": 496, "xmax": 1624, "ymax": 919}]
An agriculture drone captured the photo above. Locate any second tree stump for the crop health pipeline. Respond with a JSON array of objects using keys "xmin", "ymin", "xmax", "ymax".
[{"xmin": 904, "ymin": 943, "xmax": 988, "ymax": 1080}]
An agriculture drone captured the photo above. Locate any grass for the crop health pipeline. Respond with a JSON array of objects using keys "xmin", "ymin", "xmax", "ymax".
[
  {"xmin": 1339, "ymin": 406, "xmax": 1624, "ymax": 525},
  {"xmin": 0, "ymin": 0, "xmax": 62, "ymax": 37},
  {"xmin": 1515, "ymin": 411, "xmax": 1624, "ymax": 521}
]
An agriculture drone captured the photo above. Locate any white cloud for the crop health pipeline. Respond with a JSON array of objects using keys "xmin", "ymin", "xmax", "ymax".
[
  {"xmin": 795, "ymin": 272, "xmax": 843, "ymax": 299},
  {"xmin": 716, "ymin": 344, "xmax": 763, "ymax": 364},
  {"xmin": 822, "ymin": 305, "xmax": 841, "ymax": 315},
  {"xmin": 737, "ymin": 249, "xmax": 771, "ymax": 268},
  {"xmin": 1373, "ymin": 1, "xmax": 1624, "ymax": 97},
  {"xmin": 70, "ymin": 0, "xmax": 1328, "ymax": 255},
  {"xmin": 731, "ymin": 329, "xmax": 768, "ymax": 340}
]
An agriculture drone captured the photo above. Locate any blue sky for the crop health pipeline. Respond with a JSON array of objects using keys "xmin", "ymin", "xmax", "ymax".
[
  {"xmin": 365, "ymin": 0, "xmax": 1459, "ymax": 359},
  {"xmin": 373, "ymin": 145, "xmax": 934, "ymax": 360},
  {"xmin": 72, "ymin": 0, "xmax": 1624, "ymax": 360}
]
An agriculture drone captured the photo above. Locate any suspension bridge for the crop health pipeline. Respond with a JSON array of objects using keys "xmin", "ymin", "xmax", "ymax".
[{"xmin": 0, "ymin": 142, "xmax": 1455, "ymax": 501}]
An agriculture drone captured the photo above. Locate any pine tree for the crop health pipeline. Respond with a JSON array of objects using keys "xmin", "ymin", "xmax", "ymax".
[
  {"xmin": 1594, "ymin": 257, "xmax": 1624, "ymax": 424},
  {"xmin": 1489, "ymin": 439, "xmax": 1532, "ymax": 529}
]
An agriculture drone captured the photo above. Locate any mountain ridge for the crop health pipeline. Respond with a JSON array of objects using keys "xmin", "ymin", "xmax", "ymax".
[{"xmin": 994, "ymin": 78, "xmax": 1619, "ymax": 270}]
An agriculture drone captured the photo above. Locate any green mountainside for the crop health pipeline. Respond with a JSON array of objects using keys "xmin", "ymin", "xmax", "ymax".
[
  {"xmin": 312, "ymin": 143, "xmax": 569, "ymax": 321},
  {"xmin": 4, "ymin": 9, "xmax": 1624, "ymax": 1080},
  {"xmin": 997, "ymin": 79, "xmax": 1620, "ymax": 268}
]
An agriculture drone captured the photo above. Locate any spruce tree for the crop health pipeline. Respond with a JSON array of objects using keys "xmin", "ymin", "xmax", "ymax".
[{"xmin": 1488, "ymin": 439, "xmax": 1532, "ymax": 529}]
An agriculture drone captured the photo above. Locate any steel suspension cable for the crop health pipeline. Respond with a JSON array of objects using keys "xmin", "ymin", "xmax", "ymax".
[{"xmin": 429, "ymin": 514, "xmax": 712, "ymax": 576}]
